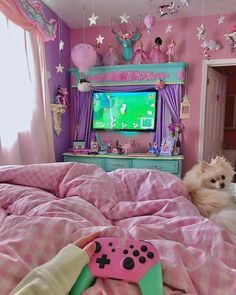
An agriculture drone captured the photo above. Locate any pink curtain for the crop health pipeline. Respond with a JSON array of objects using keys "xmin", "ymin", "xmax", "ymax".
[
  {"xmin": 0, "ymin": 5, "xmax": 55, "ymax": 164},
  {"xmin": 0, "ymin": 0, "xmax": 38, "ymax": 36}
]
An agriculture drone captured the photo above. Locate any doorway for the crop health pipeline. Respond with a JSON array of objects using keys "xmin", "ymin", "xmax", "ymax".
[{"xmin": 199, "ymin": 59, "xmax": 236, "ymax": 180}]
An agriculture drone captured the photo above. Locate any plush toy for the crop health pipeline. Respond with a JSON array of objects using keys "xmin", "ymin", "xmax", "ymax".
[
  {"xmin": 55, "ymin": 85, "xmax": 69, "ymax": 106},
  {"xmin": 149, "ymin": 37, "xmax": 165, "ymax": 63},
  {"xmin": 77, "ymin": 78, "xmax": 91, "ymax": 92},
  {"xmin": 132, "ymin": 41, "xmax": 149, "ymax": 64}
]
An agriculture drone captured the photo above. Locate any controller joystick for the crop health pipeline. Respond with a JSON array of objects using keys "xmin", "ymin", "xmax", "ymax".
[{"xmin": 70, "ymin": 237, "xmax": 163, "ymax": 295}]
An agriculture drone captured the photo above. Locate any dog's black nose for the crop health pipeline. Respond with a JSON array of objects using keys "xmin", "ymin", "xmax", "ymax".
[{"xmin": 220, "ymin": 183, "xmax": 225, "ymax": 189}]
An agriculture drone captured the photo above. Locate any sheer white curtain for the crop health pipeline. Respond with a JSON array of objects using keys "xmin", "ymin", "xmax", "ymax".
[{"xmin": 0, "ymin": 12, "xmax": 55, "ymax": 164}]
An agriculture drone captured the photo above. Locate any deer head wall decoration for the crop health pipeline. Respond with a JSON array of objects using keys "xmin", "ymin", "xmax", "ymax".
[{"xmin": 110, "ymin": 18, "xmax": 141, "ymax": 61}]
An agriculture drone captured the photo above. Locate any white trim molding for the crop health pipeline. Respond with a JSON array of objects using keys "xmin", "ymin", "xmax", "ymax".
[{"xmin": 199, "ymin": 58, "xmax": 236, "ymax": 160}]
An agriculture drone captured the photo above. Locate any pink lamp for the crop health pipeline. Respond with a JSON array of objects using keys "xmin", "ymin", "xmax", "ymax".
[
  {"xmin": 71, "ymin": 43, "xmax": 97, "ymax": 73},
  {"xmin": 144, "ymin": 15, "xmax": 155, "ymax": 34}
]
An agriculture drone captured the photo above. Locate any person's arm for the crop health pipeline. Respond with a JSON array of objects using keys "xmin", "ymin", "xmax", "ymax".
[{"xmin": 11, "ymin": 232, "xmax": 100, "ymax": 295}]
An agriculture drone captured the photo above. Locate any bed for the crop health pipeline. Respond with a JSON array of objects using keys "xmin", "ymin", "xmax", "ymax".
[{"xmin": 1, "ymin": 162, "xmax": 236, "ymax": 295}]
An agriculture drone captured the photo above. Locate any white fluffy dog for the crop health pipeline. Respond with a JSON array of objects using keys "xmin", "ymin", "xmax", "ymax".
[{"xmin": 183, "ymin": 156, "xmax": 236, "ymax": 234}]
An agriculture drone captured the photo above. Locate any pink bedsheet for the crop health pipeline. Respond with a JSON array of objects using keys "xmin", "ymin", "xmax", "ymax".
[{"xmin": 0, "ymin": 162, "xmax": 236, "ymax": 295}]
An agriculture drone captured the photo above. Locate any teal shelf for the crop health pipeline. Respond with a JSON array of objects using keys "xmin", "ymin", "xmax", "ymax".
[{"xmin": 70, "ymin": 62, "xmax": 187, "ymax": 87}]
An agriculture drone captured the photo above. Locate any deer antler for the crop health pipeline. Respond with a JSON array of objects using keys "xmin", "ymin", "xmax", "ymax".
[
  {"xmin": 129, "ymin": 15, "xmax": 141, "ymax": 35},
  {"xmin": 110, "ymin": 18, "xmax": 122, "ymax": 36}
]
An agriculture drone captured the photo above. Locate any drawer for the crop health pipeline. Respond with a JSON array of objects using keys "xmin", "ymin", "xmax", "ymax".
[
  {"xmin": 132, "ymin": 159, "xmax": 179, "ymax": 174},
  {"xmin": 64, "ymin": 155, "xmax": 104, "ymax": 169},
  {"xmin": 105, "ymin": 158, "xmax": 131, "ymax": 171}
]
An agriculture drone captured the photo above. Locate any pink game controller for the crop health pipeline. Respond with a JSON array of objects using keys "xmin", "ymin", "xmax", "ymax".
[{"xmin": 70, "ymin": 237, "xmax": 163, "ymax": 295}]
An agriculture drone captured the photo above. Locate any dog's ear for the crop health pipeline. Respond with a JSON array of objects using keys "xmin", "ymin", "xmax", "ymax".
[{"xmin": 200, "ymin": 161, "xmax": 209, "ymax": 173}]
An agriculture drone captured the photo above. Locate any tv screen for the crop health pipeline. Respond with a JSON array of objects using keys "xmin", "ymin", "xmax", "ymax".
[{"xmin": 92, "ymin": 91, "xmax": 157, "ymax": 131}]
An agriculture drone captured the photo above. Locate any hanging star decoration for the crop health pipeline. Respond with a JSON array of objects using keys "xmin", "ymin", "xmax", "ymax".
[
  {"xmin": 197, "ymin": 24, "xmax": 206, "ymax": 40},
  {"xmin": 120, "ymin": 12, "xmax": 130, "ymax": 23},
  {"xmin": 96, "ymin": 34, "xmax": 104, "ymax": 44},
  {"xmin": 59, "ymin": 40, "xmax": 64, "ymax": 51},
  {"xmin": 88, "ymin": 13, "xmax": 98, "ymax": 26},
  {"xmin": 56, "ymin": 64, "xmax": 64, "ymax": 73},
  {"xmin": 218, "ymin": 15, "xmax": 225, "ymax": 25},
  {"xmin": 166, "ymin": 24, "xmax": 172, "ymax": 33},
  {"xmin": 180, "ymin": 0, "xmax": 190, "ymax": 7}
]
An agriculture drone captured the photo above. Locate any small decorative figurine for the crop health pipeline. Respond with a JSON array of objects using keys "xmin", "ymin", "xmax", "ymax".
[
  {"xmin": 166, "ymin": 38, "xmax": 176, "ymax": 62},
  {"xmin": 55, "ymin": 85, "xmax": 69, "ymax": 106},
  {"xmin": 103, "ymin": 44, "xmax": 119, "ymax": 66},
  {"xmin": 148, "ymin": 143, "xmax": 159, "ymax": 155},
  {"xmin": 115, "ymin": 140, "xmax": 123, "ymax": 154},
  {"xmin": 224, "ymin": 25, "xmax": 236, "ymax": 52},
  {"xmin": 132, "ymin": 41, "xmax": 149, "ymax": 64},
  {"xmin": 202, "ymin": 47, "xmax": 211, "ymax": 60},
  {"xmin": 149, "ymin": 37, "xmax": 165, "ymax": 64},
  {"xmin": 155, "ymin": 79, "xmax": 165, "ymax": 90},
  {"xmin": 95, "ymin": 42, "xmax": 103, "ymax": 66}
]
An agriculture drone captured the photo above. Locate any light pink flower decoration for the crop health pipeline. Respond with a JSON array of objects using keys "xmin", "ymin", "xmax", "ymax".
[
  {"xmin": 34, "ymin": 1, "xmax": 41, "ymax": 13},
  {"xmin": 177, "ymin": 70, "xmax": 185, "ymax": 81}
]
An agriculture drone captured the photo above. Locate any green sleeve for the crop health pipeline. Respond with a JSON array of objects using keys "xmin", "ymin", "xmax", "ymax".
[{"xmin": 11, "ymin": 244, "xmax": 89, "ymax": 295}]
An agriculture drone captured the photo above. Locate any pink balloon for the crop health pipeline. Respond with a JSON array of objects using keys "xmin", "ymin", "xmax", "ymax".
[
  {"xmin": 144, "ymin": 15, "xmax": 155, "ymax": 34},
  {"xmin": 71, "ymin": 43, "xmax": 97, "ymax": 73}
]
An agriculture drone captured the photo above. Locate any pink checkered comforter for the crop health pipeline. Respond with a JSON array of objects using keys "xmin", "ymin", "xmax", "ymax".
[{"xmin": 0, "ymin": 163, "xmax": 236, "ymax": 295}]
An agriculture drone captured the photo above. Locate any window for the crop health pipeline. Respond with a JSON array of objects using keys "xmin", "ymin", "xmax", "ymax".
[
  {"xmin": 0, "ymin": 12, "xmax": 36, "ymax": 148},
  {"xmin": 0, "ymin": 12, "xmax": 54, "ymax": 164}
]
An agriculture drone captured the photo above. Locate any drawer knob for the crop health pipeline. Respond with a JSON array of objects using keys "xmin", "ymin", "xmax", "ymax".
[{"xmin": 151, "ymin": 165, "xmax": 161, "ymax": 169}]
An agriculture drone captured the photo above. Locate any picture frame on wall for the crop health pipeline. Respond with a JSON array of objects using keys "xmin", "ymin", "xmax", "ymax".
[
  {"xmin": 73, "ymin": 140, "xmax": 85, "ymax": 150},
  {"xmin": 159, "ymin": 136, "xmax": 175, "ymax": 156}
]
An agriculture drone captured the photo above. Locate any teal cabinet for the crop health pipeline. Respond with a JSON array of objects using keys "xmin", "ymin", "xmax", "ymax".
[
  {"xmin": 105, "ymin": 158, "xmax": 131, "ymax": 172},
  {"xmin": 63, "ymin": 154, "xmax": 104, "ymax": 169},
  {"xmin": 63, "ymin": 153, "xmax": 183, "ymax": 177},
  {"xmin": 132, "ymin": 159, "xmax": 179, "ymax": 174}
]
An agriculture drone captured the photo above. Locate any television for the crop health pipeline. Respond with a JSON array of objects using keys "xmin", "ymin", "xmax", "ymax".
[{"xmin": 92, "ymin": 91, "xmax": 157, "ymax": 131}]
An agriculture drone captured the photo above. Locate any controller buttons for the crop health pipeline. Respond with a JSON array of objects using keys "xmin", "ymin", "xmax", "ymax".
[
  {"xmin": 147, "ymin": 252, "xmax": 154, "ymax": 259},
  {"xmin": 123, "ymin": 249, "xmax": 128, "ymax": 254},
  {"xmin": 96, "ymin": 254, "xmax": 111, "ymax": 269},
  {"xmin": 95, "ymin": 241, "xmax": 101, "ymax": 253},
  {"xmin": 139, "ymin": 256, "xmax": 146, "ymax": 264},
  {"xmin": 108, "ymin": 242, "xmax": 113, "ymax": 246},
  {"xmin": 130, "ymin": 245, "xmax": 134, "ymax": 249},
  {"xmin": 123, "ymin": 257, "xmax": 135, "ymax": 270},
  {"xmin": 133, "ymin": 250, "xmax": 140, "ymax": 257},
  {"xmin": 141, "ymin": 245, "xmax": 148, "ymax": 252}
]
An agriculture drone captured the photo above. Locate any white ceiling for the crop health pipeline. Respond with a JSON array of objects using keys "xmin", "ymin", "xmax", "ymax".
[{"xmin": 42, "ymin": 0, "xmax": 236, "ymax": 29}]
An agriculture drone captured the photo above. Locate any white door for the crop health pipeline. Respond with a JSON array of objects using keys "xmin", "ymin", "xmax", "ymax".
[{"xmin": 203, "ymin": 67, "xmax": 227, "ymax": 162}]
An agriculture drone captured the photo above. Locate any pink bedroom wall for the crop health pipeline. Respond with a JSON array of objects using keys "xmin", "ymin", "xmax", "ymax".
[{"xmin": 71, "ymin": 12, "xmax": 236, "ymax": 174}]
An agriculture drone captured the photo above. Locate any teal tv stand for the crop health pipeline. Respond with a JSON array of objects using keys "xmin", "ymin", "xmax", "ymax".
[{"xmin": 63, "ymin": 153, "xmax": 183, "ymax": 177}]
